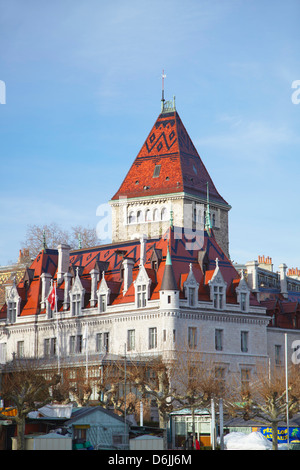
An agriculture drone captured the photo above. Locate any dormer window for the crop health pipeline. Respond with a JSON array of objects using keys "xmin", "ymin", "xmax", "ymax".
[
  {"xmin": 134, "ymin": 264, "xmax": 151, "ymax": 309},
  {"xmin": 69, "ymin": 268, "xmax": 85, "ymax": 316},
  {"xmin": 208, "ymin": 258, "xmax": 227, "ymax": 311},
  {"xmin": 137, "ymin": 284, "xmax": 147, "ymax": 308},
  {"xmin": 241, "ymin": 293, "xmax": 246, "ymax": 311},
  {"xmin": 153, "ymin": 164, "xmax": 161, "ymax": 178},
  {"xmin": 99, "ymin": 294, "xmax": 107, "ymax": 313},
  {"xmin": 236, "ymin": 271, "xmax": 250, "ymax": 313},
  {"xmin": 183, "ymin": 264, "xmax": 199, "ymax": 308},
  {"xmin": 188, "ymin": 287, "xmax": 196, "ymax": 307},
  {"xmin": 213, "ymin": 285, "xmax": 224, "ymax": 309},
  {"xmin": 6, "ymin": 280, "xmax": 21, "ymax": 324},
  {"xmin": 72, "ymin": 293, "xmax": 81, "ymax": 316},
  {"xmin": 97, "ymin": 272, "xmax": 111, "ymax": 314},
  {"xmin": 7, "ymin": 301, "xmax": 17, "ymax": 323}
]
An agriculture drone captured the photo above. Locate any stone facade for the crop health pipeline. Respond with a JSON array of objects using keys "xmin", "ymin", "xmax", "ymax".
[{"xmin": 110, "ymin": 194, "xmax": 230, "ymax": 258}]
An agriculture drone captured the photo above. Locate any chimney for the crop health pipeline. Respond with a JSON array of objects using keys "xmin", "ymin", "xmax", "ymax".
[
  {"xmin": 139, "ymin": 235, "xmax": 147, "ymax": 266},
  {"xmin": 63, "ymin": 271, "xmax": 73, "ymax": 310},
  {"xmin": 279, "ymin": 263, "xmax": 288, "ymax": 299},
  {"xmin": 287, "ymin": 268, "xmax": 300, "ymax": 280},
  {"xmin": 40, "ymin": 273, "xmax": 52, "ymax": 309},
  {"xmin": 57, "ymin": 244, "xmax": 71, "ymax": 284},
  {"xmin": 90, "ymin": 268, "xmax": 99, "ymax": 307},
  {"xmin": 123, "ymin": 258, "xmax": 135, "ymax": 295},
  {"xmin": 258, "ymin": 255, "xmax": 273, "ymax": 272},
  {"xmin": 245, "ymin": 261, "xmax": 259, "ymax": 299}
]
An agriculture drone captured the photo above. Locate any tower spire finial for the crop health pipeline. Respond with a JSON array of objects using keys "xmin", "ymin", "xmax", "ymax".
[
  {"xmin": 161, "ymin": 69, "xmax": 166, "ymax": 111},
  {"xmin": 42, "ymin": 230, "xmax": 47, "ymax": 251}
]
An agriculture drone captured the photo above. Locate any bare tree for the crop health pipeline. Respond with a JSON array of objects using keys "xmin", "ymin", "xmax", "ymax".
[
  {"xmin": 101, "ymin": 353, "xmax": 227, "ymax": 449},
  {"xmin": 97, "ymin": 362, "xmax": 141, "ymax": 420},
  {"xmin": 170, "ymin": 351, "xmax": 224, "ymax": 448},
  {"xmin": 0, "ymin": 359, "xmax": 60, "ymax": 450},
  {"xmin": 21, "ymin": 222, "xmax": 100, "ymax": 259},
  {"xmin": 226, "ymin": 364, "xmax": 300, "ymax": 450}
]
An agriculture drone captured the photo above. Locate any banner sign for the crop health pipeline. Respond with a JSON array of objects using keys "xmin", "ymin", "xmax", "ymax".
[{"xmin": 259, "ymin": 427, "xmax": 300, "ymax": 443}]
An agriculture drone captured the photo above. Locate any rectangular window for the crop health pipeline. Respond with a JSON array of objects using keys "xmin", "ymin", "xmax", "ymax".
[
  {"xmin": 99, "ymin": 294, "xmax": 106, "ymax": 313},
  {"xmin": 188, "ymin": 327, "xmax": 197, "ymax": 349},
  {"xmin": 7, "ymin": 301, "xmax": 17, "ymax": 323},
  {"xmin": 70, "ymin": 335, "xmax": 83, "ymax": 354},
  {"xmin": 149, "ymin": 327, "xmax": 157, "ymax": 349},
  {"xmin": 127, "ymin": 330, "xmax": 135, "ymax": 351},
  {"xmin": 173, "ymin": 329, "xmax": 176, "ymax": 342},
  {"xmin": 17, "ymin": 341, "xmax": 24, "ymax": 358},
  {"xmin": 188, "ymin": 288, "xmax": 196, "ymax": 307},
  {"xmin": 153, "ymin": 164, "xmax": 161, "ymax": 178},
  {"xmin": 96, "ymin": 333, "xmax": 102, "ymax": 352},
  {"xmin": 96, "ymin": 332, "xmax": 109, "ymax": 353},
  {"xmin": 72, "ymin": 293, "xmax": 81, "ymax": 316},
  {"xmin": 44, "ymin": 338, "xmax": 56, "ymax": 357},
  {"xmin": 103, "ymin": 332, "xmax": 109, "ymax": 352},
  {"xmin": 215, "ymin": 329, "xmax": 223, "ymax": 351},
  {"xmin": 275, "ymin": 345, "xmax": 282, "ymax": 365},
  {"xmin": 213, "ymin": 286, "xmax": 224, "ymax": 309},
  {"xmin": 0, "ymin": 343, "xmax": 7, "ymax": 364},
  {"xmin": 137, "ymin": 285, "xmax": 147, "ymax": 308},
  {"xmin": 241, "ymin": 293, "xmax": 246, "ymax": 311},
  {"xmin": 241, "ymin": 331, "xmax": 248, "ymax": 353}
]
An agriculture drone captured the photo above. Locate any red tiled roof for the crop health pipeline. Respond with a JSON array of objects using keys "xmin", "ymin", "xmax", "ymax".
[
  {"xmin": 111, "ymin": 111, "xmax": 229, "ymax": 206},
  {"xmin": 1, "ymin": 227, "xmax": 260, "ymax": 318}
]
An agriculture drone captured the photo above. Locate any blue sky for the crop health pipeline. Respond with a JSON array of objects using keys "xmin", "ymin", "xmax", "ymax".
[{"xmin": 0, "ymin": 0, "xmax": 299, "ymax": 271}]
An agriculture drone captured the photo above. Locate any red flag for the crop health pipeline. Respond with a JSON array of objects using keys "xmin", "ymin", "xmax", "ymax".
[{"xmin": 48, "ymin": 284, "xmax": 56, "ymax": 311}]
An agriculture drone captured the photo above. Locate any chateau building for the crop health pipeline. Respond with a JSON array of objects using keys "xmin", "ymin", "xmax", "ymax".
[{"xmin": 0, "ymin": 98, "xmax": 299, "ymax": 396}]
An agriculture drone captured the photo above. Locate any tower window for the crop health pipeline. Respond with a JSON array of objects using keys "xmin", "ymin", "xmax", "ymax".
[{"xmin": 153, "ymin": 164, "xmax": 161, "ymax": 178}]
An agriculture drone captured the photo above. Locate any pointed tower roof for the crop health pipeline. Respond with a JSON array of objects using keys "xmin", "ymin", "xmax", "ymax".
[
  {"xmin": 160, "ymin": 244, "xmax": 178, "ymax": 291},
  {"xmin": 111, "ymin": 107, "xmax": 229, "ymax": 207}
]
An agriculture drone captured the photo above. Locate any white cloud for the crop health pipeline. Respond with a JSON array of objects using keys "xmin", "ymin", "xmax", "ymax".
[{"xmin": 195, "ymin": 118, "xmax": 296, "ymax": 164}]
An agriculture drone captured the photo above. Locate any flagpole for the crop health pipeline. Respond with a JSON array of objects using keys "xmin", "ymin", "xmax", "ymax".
[
  {"xmin": 55, "ymin": 281, "xmax": 60, "ymax": 375},
  {"xmin": 85, "ymin": 324, "xmax": 89, "ymax": 382},
  {"xmin": 285, "ymin": 333, "xmax": 290, "ymax": 447}
]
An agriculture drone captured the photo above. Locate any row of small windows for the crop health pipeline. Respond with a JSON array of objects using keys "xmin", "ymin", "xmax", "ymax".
[
  {"xmin": 0, "ymin": 328, "xmax": 158, "ymax": 361},
  {"xmin": 1, "ymin": 327, "xmax": 250, "ymax": 362},
  {"xmin": 214, "ymin": 329, "xmax": 249, "ymax": 353},
  {"xmin": 127, "ymin": 207, "xmax": 217, "ymax": 226},
  {"xmin": 127, "ymin": 207, "xmax": 169, "ymax": 224},
  {"xmin": 6, "ymin": 285, "xmax": 248, "ymax": 325},
  {"xmin": 188, "ymin": 328, "xmax": 249, "ymax": 352}
]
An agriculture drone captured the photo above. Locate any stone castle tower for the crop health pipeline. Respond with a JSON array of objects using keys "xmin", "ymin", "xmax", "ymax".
[{"xmin": 109, "ymin": 99, "xmax": 231, "ymax": 258}]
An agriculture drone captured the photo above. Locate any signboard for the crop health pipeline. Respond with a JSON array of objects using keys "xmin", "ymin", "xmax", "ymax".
[{"xmin": 256, "ymin": 427, "xmax": 300, "ymax": 444}]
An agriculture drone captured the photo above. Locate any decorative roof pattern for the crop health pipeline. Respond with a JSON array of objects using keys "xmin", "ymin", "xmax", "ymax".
[{"xmin": 111, "ymin": 111, "xmax": 229, "ymax": 206}]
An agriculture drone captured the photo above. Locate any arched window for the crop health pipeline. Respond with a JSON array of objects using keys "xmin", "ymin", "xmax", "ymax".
[
  {"xmin": 161, "ymin": 207, "xmax": 168, "ymax": 221},
  {"xmin": 128, "ymin": 211, "xmax": 135, "ymax": 224},
  {"xmin": 153, "ymin": 208, "xmax": 159, "ymax": 221},
  {"xmin": 145, "ymin": 209, "xmax": 152, "ymax": 221},
  {"xmin": 137, "ymin": 210, "xmax": 142, "ymax": 223}
]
